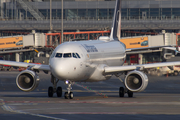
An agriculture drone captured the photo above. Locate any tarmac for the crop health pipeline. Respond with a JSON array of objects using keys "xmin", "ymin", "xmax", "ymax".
[{"xmin": 0, "ymin": 71, "xmax": 180, "ymax": 120}]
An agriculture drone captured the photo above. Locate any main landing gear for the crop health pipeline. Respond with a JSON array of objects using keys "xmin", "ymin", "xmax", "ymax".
[
  {"xmin": 48, "ymin": 74, "xmax": 62, "ymax": 97},
  {"xmin": 116, "ymin": 74, "xmax": 133, "ymax": 98},
  {"xmin": 119, "ymin": 87, "xmax": 133, "ymax": 98}
]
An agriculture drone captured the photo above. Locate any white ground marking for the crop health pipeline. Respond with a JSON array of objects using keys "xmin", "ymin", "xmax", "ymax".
[{"xmin": 0, "ymin": 98, "xmax": 66, "ymax": 120}]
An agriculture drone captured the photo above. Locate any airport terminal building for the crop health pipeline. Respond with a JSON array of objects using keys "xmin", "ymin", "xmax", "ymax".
[{"xmin": 0, "ymin": 0, "xmax": 180, "ymax": 36}]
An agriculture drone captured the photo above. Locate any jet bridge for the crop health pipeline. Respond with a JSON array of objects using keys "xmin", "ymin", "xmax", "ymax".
[
  {"xmin": 0, "ymin": 33, "xmax": 47, "ymax": 62},
  {"xmin": 0, "ymin": 33, "xmax": 45, "ymax": 51},
  {"xmin": 120, "ymin": 33, "xmax": 178, "ymax": 65}
]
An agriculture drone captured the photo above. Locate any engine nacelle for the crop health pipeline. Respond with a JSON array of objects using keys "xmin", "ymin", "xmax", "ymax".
[
  {"xmin": 16, "ymin": 70, "xmax": 40, "ymax": 92},
  {"xmin": 125, "ymin": 70, "xmax": 148, "ymax": 92}
]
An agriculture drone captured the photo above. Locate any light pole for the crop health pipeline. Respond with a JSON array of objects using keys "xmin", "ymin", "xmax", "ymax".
[
  {"xmin": 50, "ymin": 0, "xmax": 52, "ymax": 31},
  {"xmin": 61, "ymin": 0, "xmax": 63, "ymax": 43}
]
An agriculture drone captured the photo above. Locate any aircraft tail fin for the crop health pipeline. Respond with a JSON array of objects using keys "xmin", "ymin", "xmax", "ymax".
[{"xmin": 110, "ymin": 0, "xmax": 121, "ymax": 41}]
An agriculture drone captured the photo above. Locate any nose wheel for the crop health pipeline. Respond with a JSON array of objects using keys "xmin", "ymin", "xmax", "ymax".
[
  {"xmin": 64, "ymin": 92, "xmax": 73, "ymax": 99},
  {"xmin": 64, "ymin": 81, "xmax": 74, "ymax": 99}
]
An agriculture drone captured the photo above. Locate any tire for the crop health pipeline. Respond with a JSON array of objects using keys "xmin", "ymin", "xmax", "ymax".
[
  {"xmin": 48, "ymin": 86, "xmax": 54, "ymax": 97},
  {"xmin": 69, "ymin": 92, "xmax": 73, "ymax": 99},
  {"xmin": 157, "ymin": 71, "xmax": 162, "ymax": 76},
  {"xmin": 144, "ymin": 69, "xmax": 149, "ymax": 74},
  {"xmin": 119, "ymin": 87, "xmax": 124, "ymax": 97},
  {"xmin": 174, "ymin": 71, "xmax": 179, "ymax": 76},
  {"xmin": 151, "ymin": 70, "xmax": 156, "ymax": 76},
  {"xmin": 64, "ymin": 92, "xmax": 69, "ymax": 99},
  {"xmin": 56, "ymin": 87, "xmax": 62, "ymax": 97},
  {"xmin": 128, "ymin": 90, "xmax": 133, "ymax": 98}
]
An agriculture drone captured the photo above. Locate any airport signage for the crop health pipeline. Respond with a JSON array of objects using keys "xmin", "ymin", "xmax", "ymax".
[
  {"xmin": 120, "ymin": 37, "xmax": 148, "ymax": 49},
  {"xmin": 0, "ymin": 36, "xmax": 23, "ymax": 49}
]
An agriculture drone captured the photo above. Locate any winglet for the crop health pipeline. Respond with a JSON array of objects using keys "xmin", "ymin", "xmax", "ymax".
[{"xmin": 110, "ymin": 0, "xmax": 121, "ymax": 41}]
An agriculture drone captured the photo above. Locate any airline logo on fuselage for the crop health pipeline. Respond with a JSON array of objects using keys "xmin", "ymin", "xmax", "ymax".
[{"xmin": 82, "ymin": 44, "xmax": 98, "ymax": 53}]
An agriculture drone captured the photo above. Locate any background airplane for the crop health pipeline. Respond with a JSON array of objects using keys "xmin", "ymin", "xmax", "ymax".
[{"xmin": 0, "ymin": 0, "xmax": 180, "ymax": 99}]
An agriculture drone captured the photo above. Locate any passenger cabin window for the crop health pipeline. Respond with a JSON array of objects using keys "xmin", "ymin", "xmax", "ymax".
[
  {"xmin": 55, "ymin": 53, "xmax": 62, "ymax": 58},
  {"xmin": 63, "ymin": 53, "xmax": 72, "ymax": 58}
]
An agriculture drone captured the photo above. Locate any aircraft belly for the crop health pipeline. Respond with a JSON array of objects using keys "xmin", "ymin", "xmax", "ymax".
[{"xmin": 66, "ymin": 66, "xmax": 95, "ymax": 82}]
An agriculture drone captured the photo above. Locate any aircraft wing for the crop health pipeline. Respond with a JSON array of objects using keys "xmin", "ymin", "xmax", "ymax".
[
  {"xmin": 0, "ymin": 60, "xmax": 50, "ymax": 71},
  {"xmin": 126, "ymin": 46, "xmax": 177, "ymax": 52},
  {"xmin": 104, "ymin": 61, "xmax": 180, "ymax": 74}
]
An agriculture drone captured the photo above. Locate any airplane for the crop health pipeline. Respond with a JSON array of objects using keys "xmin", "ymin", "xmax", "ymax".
[{"xmin": 0, "ymin": 0, "xmax": 180, "ymax": 99}]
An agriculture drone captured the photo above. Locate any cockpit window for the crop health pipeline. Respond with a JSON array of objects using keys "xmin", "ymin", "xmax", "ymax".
[
  {"xmin": 76, "ymin": 53, "xmax": 81, "ymax": 58},
  {"xmin": 54, "ymin": 53, "xmax": 80, "ymax": 58},
  {"xmin": 55, "ymin": 53, "xmax": 62, "ymax": 58},
  {"xmin": 50, "ymin": 51, "xmax": 56, "ymax": 58},
  {"xmin": 63, "ymin": 53, "xmax": 72, "ymax": 58},
  {"xmin": 72, "ymin": 53, "xmax": 77, "ymax": 58}
]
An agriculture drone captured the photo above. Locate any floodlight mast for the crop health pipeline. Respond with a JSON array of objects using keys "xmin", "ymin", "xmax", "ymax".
[
  {"xmin": 50, "ymin": 0, "xmax": 52, "ymax": 31},
  {"xmin": 61, "ymin": 0, "xmax": 63, "ymax": 43}
]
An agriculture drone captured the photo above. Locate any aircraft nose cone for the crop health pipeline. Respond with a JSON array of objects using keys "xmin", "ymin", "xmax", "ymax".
[{"xmin": 50, "ymin": 59, "xmax": 69, "ymax": 79}]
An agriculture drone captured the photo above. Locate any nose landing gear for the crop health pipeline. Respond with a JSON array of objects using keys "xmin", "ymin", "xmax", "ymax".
[
  {"xmin": 48, "ymin": 75, "xmax": 74, "ymax": 99},
  {"xmin": 64, "ymin": 80, "xmax": 74, "ymax": 99}
]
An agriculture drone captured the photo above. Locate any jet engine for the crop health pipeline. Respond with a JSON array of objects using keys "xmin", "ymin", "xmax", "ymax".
[
  {"xmin": 16, "ymin": 70, "xmax": 40, "ymax": 92},
  {"xmin": 124, "ymin": 70, "xmax": 148, "ymax": 92}
]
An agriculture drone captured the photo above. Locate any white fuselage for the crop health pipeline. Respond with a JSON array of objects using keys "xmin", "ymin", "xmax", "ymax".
[{"xmin": 49, "ymin": 40, "xmax": 126, "ymax": 82}]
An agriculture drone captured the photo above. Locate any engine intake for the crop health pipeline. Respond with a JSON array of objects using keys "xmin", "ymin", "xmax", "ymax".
[
  {"xmin": 125, "ymin": 70, "xmax": 148, "ymax": 92},
  {"xmin": 16, "ymin": 70, "xmax": 40, "ymax": 92}
]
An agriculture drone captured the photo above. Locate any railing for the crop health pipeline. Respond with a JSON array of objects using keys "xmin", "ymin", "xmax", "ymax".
[{"xmin": 1, "ymin": 16, "xmax": 180, "ymax": 21}]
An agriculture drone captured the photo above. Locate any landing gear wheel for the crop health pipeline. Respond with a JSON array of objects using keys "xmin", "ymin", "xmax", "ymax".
[
  {"xmin": 128, "ymin": 90, "xmax": 133, "ymax": 97},
  {"xmin": 64, "ymin": 92, "xmax": 69, "ymax": 99},
  {"xmin": 174, "ymin": 71, "xmax": 179, "ymax": 76},
  {"xmin": 56, "ymin": 87, "xmax": 62, "ymax": 97},
  {"xmin": 69, "ymin": 92, "xmax": 73, "ymax": 99},
  {"xmin": 157, "ymin": 71, "xmax": 162, "ymax": 76},
  {"xmin": 48, "ymin": 86, "xmax": 54, "ymax": 97},
  {"xmin": 119, "ymin": 87, "xmax": 124, "ymax": 97}
]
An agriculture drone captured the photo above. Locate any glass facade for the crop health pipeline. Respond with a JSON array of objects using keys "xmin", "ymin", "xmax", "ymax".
[
  {"xmin": 150, "ymin": 8, "xmax": 159, "ymax": 19},
  {"xmin": 3, "ymin": 8, "xmax": 180, "ymax": 20},
  {"xmin": 1, "ymin": 0, "xmax": 180, "ymax": 21},
  {"xmin": 78, "ymin": 9, "xmax": 87, "ymax": 19},
  {"xmin": 88, "ymin": 9, "xmax": 96, "ymax": 19},
  {"xmin": 0, "ymin": 0, "xmax": 180, "ymax": 34}
]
